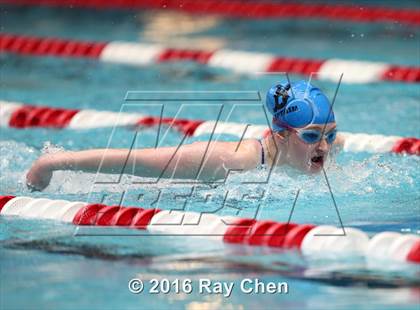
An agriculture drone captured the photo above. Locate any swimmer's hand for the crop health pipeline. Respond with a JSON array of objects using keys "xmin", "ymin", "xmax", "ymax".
[{"xmin": 26, "ymin": 156, "xmax": 53, "ymax": 191}]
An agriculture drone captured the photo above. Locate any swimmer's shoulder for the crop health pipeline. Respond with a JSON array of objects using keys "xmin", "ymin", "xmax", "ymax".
[
  {"xmin": 187, "ymin": 139, "xmax": 261, "ymax": 170},
  {"xmin": 227, "ymin": 139, "xmax": 262, "ymax": 169},
  {"xmin": 188, "ymin": 139, "xmax": 260, "ymax": 168}
]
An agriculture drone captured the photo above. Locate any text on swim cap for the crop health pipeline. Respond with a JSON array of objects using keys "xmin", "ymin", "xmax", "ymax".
[{"xmin": 279, "ymin": 105, "xmax": 299, "ymax": 116}]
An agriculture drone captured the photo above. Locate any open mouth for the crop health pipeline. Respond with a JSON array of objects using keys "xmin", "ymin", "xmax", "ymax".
[{"xmin": 310, "ymin": 155, "xmax": 324, "ymax": 166}]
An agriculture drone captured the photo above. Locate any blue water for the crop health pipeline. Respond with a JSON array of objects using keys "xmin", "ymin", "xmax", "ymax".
[{"xmin": 1, "ymin": 4, "xmax": 420, "ymax": 310}]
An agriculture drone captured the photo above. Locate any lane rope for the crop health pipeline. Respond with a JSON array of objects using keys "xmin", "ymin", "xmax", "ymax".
[
  {"xmin": 1, "ymin": 0, "xmax": 419, "ymax": 26},
  {"xmin": 0, "ymin": 195, "xmax": 418, "ymax": 265},
  {"xmin": 1, "ymin": 100, "xmax": 419, "ymax": 156},
  {"xmin": 1, "ymin": 33, "xmax": 419, "ymax": 84}
]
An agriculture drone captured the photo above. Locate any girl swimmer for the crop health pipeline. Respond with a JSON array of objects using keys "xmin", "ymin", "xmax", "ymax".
[{"xmin": 26, "ymin": 80, "xmax": 343, "ymax": 191}]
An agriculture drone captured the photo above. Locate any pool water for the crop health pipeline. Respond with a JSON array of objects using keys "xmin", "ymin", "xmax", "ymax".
[{"xmin": 1, "ymin": 4, "xmax": 420, "ymax": 310}]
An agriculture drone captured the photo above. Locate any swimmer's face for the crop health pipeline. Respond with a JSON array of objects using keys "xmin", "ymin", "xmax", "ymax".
[{"xmin": 286, "ymin": 123, "xmax": 337, "ymax": 173}]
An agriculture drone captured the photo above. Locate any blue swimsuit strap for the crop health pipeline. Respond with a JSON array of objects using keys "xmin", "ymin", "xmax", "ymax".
[{"xmin": 257, "ymin": 139, "xmax": 265, "ymax": 165}]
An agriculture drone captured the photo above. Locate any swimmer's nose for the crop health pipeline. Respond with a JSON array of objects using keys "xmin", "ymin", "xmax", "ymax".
[{"xmin": 318, "ymin": 137, "xmax": 329, "ymax": 152}]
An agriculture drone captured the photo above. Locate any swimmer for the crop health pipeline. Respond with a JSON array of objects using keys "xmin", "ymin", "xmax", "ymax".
[{"xmin": 26, "ymin": 80, "xmax": 343, "ymax": 191}]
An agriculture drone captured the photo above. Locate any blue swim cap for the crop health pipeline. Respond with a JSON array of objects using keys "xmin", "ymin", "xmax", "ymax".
[{"xmin": 266, "ymin": 80, "xmax": 335, "ymax": 132}]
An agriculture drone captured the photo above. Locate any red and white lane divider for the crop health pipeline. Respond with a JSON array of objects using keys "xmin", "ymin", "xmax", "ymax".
[
  {"xmin": 2, "ymin": 0, "xmax": 420, "ymax": 26},
  {"xmin": 0, "ymin": 195, "xmax": 419, "ymax": 264},
  {"xmin": 1, "ymin": 33, "xmax": 419, "ymax": 84},
  {"xmin": 1, "ymin": 100, "xmax": 419, "ymax": 155}
]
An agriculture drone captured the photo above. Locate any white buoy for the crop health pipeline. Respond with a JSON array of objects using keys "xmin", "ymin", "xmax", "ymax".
[
  {"xmin": 366, "ymin": 231, "xmax": 401, "ymax": 260},
  {"xmin": 321, "ymin": 227, "xmax": 369, "ymax": 256},
  {"xmin": 60, "ymin": 202, "xmax": 88, "ymax": 223},
  {"xmin": 1, "ymin": 197, "xmax": 33, "ymax": 216},
  {"xmin": 388, "ymin": 234, "xmax": 420, "ymax": 262},
  {"xmin": 39, "ymin": 200, "xmax": 72, "ymax": 219},
  {"xmin": 301, "ymin": 225, "xmax": 338, "ymax": 256},
  {"xmin": 21, "ymin": 198, "xmax": 53, "ymax": 218}
]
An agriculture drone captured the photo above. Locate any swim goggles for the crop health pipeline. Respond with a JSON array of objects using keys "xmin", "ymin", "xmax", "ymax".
[
  {"xmin": 295, "ymin": 128, "xmax": 337, "ymax": 145},
  {"xmin": 272, "ymin": 118, "xmax": 337, "ymax": 144}
]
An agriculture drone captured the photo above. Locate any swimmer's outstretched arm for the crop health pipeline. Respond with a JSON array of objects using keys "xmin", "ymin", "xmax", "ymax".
[{"xmin": 26, "ymin": 141, "xmax": 259, "ymax": 191}]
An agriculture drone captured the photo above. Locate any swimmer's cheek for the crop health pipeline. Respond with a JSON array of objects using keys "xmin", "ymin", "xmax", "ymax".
[{"xmin": 26, "ymin": 160, "xmax": 53, "ymax": 191}]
